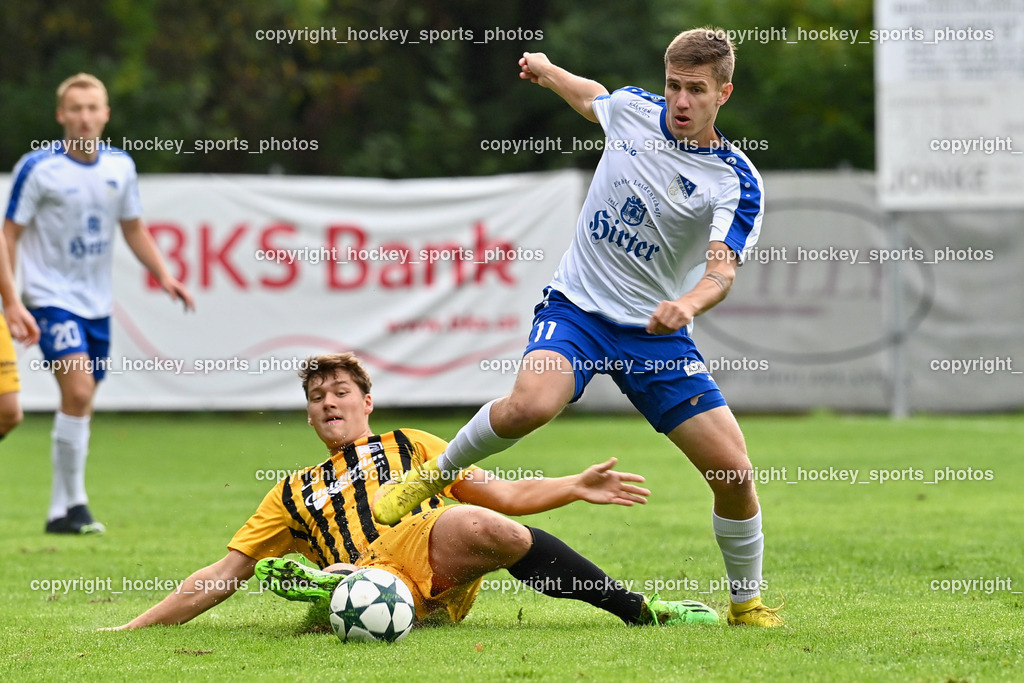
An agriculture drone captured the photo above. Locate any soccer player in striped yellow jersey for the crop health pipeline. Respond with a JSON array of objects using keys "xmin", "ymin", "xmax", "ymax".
[
  {"xmin": 233, "ymin": 428, "xmax": 469, "ymax": 577},
  {"xmin": 107, "ymin": 353, "xmax": 719, "ymax": 630}
]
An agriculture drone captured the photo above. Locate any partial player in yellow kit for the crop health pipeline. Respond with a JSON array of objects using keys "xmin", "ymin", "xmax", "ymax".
[{"xmin": 0, "ymin": 232, "xmax": 40, "ymax": 442}]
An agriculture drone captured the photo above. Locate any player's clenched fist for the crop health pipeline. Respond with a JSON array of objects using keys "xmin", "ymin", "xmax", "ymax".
[
  {"xmin": 646, "ymin": 300, "xmax": 694, "ymax": 335},
  {"xmin": 519, "ymin": 52, "xmax": 554, "ymax": 86}
]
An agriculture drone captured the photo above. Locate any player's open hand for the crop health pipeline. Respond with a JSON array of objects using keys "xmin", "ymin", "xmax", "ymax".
[
  {"xmin": 575, "ymin": 457, "xmax": 649, "ymax": 506},
  {"xmin": 519, "ymin": 52, "xmax": 554, "ymax": 86},
  {"xmin": 4, "ymin": 300, "xmax": 40, "ymax": 345},
  {"xmin": 161, "ymin": 277, "xmax": 195, "ymax": 312},
  {"xmin": 646, "ymin": 300, "xmax": 693, "ymax": 335}
]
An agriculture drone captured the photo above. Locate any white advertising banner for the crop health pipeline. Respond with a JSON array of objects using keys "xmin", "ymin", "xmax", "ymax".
[
  {"xmin": 6, "ymin": 171, "xmax": 585, "ymax": 410},
  {"xmin": 4, "ymin": 170, "xmax": 1021, "ymax": 413},
  {"xmin": 875, "ymin": 0, "xmax": 1024, "ymax": 210}
]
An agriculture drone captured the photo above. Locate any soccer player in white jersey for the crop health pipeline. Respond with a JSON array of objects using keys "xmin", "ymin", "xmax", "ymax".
[
  {"xmin": 3, "ymin": 73, "xmax": 194, "ymax": 534},
  {"xmin": 375, "ymin": 28, "xmax": 783, "ymax": 626}
]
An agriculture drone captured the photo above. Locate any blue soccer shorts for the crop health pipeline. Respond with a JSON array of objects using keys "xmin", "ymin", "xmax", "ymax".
[
  {"xmin": 30, "ymin": 307, "xmax": 111, "ymax": 381},
  {"xmin": 523, "ymin": 288, "xmax": 727, "ymax": 433}
]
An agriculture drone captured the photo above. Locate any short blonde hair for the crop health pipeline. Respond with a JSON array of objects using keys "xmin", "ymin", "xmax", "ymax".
[
  {"xmin": 664, "ymin": 27, "xmax": 735, "ymax": 87},
  {"xmin": 56, "ymin": 73, "xmax": 108, "ymax": 107}
]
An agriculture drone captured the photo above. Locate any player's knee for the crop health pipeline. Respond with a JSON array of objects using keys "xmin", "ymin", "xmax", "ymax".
[
  {"xmin": 701, "ymin": 452, "xmax": 757, "ymax": 500},
  {"xmin": 461, "ymin": 509, "xmax": 528, "ymax": 557},
  {"xmin": 61, "ymin": 385, "xmax": 94, "ymax": 413},
  {"xmin": 499, "ymin": 393, "xmax": 562, "ymax": 435},
  {"xmin": 498, "ymin": 521, "xmax": 532, "ymax": 557},
  {"xmin": 706, "ymin": 470, "xmax": 756, "ymax": 502}
]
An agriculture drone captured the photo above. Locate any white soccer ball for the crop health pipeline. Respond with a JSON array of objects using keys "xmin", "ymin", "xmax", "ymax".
[{"xmin": 329, "ymin": 568, "xmax": 416, "ymax": 643}]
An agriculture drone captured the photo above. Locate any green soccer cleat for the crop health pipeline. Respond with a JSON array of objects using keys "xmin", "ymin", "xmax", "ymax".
[
  {"xmin": 640, "ymin": 593, "xmax": 720, "ymax": 626},
  {"xmin": 255, "ymin": 557, "xmax": 343, "ymax": 603},
  {"xmin": 371, "ymin": 459, "xmax": 448, "ymax": 526}
]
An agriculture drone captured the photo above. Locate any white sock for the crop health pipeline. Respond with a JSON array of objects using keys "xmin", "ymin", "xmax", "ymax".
[
  {"xmin": 436, "ymin": 399, "xmax": 519, "ymax": 475},
  {"xmin": 713, "ymin": 509, "xmax": 764, "ymax": 603},
  {"xmin": 52, "ymin": 412, "xmax": 91, "ymax": 511},
  {"xmin": 48, "ymin": 442, "xmax": 69, "ymax": 521}
]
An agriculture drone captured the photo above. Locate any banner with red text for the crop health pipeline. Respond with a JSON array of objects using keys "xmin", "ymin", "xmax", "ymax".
[
  {"xmin": 9, "ymin": 171, "xmax": 585, "ymax": 410},
  {"xmin": 6, "ymin": 171, "xmax": 1022, "ymax": 413}
]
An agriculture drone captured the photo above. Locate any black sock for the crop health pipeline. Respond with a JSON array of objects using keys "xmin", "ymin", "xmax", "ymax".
[{"xmin": 507, "ymin": 526, "xmax": 644, "ymax": 624}]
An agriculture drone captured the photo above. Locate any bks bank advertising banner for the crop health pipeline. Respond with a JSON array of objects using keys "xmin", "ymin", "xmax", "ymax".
[{"xmin": 9, "ymin": 171, "xmax": 585, "ymax": 410}]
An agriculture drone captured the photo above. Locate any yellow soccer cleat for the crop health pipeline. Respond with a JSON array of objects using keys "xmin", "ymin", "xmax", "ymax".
[
  {"xmin": 727, "ymin": 595, "xmax": 785, "ymax": 627},
  {"xmin": 372, "ymin": 458, "xmax": 448, "ymax": 525}
]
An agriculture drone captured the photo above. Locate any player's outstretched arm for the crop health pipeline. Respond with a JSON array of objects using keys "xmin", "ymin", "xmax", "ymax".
[
  {"xmin": 0, "ymin": 225, "xmax": 39, "ymax": 344},
  {"xmin": 102, "ymin": 550, "xmax": 256, "ymax": 630},
  {"xmin": 449, "ymin": 457, "xmax": 649, "ymax": 516},
  {"xmin": 120, "ymin": 218, "xmax": 195, "ymax": 311},
  {"xmin": 519, "ymin": 52, "xmax": 608, "ymax": 123},
  {"xmin": 646, "ymin": 240, "xmax": 739, "ymax": 335}
]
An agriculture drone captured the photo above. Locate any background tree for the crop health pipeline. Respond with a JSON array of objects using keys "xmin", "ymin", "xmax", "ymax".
[{"xmin": 0, "ymin": 0, "xmax": 875, "ymax": 176}]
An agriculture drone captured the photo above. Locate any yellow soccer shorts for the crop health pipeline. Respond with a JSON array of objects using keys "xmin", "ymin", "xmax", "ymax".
[
  {"xmin": 357, "ymin": 506, "xmax": 482, "ymax": 624},
  {"xmin": 0, "ymin": 315, "xmax": 21, "ymax": 395}
]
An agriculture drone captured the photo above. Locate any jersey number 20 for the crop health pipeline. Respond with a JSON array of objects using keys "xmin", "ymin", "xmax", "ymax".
[{"xmin": 51, "ymin": 321, "xmax": 83, "ymax": 352}]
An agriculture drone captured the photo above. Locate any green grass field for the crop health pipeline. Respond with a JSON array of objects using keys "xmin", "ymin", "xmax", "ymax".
[{"xmin": 1, "ymin": 410, "xmax": 1022, "ymax": 681}]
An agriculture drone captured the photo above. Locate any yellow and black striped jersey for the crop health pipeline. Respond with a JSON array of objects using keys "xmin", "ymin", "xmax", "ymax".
[{"xmin": 229, "ymin": 428, "xmax": 472, "ymax": 568}]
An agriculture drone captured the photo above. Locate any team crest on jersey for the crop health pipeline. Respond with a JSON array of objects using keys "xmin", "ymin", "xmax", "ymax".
[
  {"xmin": 619, "ymin": 195, "xmax": 647, "ymax": 226},
  {"xmin": 667, "ymin": 174, "xmax": 697, "ymax": 204},
  {"xmin": 70, "ymin": 211, "xmax": 111, "ymax": 259}
]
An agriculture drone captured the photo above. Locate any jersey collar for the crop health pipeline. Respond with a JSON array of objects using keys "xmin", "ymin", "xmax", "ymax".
[{"xmin": 58, "ymin": 139, "xmax": 103, "ymax": 167}]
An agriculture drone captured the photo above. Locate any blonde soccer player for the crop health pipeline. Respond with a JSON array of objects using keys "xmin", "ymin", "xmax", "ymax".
[
  {"xmin": 4, "ymin": 73, "xmax": 193, "ymax": 534},
  {"xmin": 375, "ymin": 28, "xmax": 783, "ymax": 627}
]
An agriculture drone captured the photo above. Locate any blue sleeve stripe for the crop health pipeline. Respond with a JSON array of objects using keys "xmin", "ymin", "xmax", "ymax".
[
  {"xmin": 719, "ymin": 153, "xmax": 762, "ymax": 257},
  {"xmin": 619, "ymin": 86, "xmax": 665, "ymax": 104},
  {"xmin": 5, "ymin": 150, "xmax": 53, "ymax": 221}
]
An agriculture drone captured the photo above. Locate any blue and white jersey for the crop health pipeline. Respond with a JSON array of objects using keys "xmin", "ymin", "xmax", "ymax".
[
  {"xmin": 549, "ymin": 86, "xmax": 764, "ymax": 327},
  {"xmin": 5, "ymin": 143, "xmax": 141, "ymax": 319}
]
